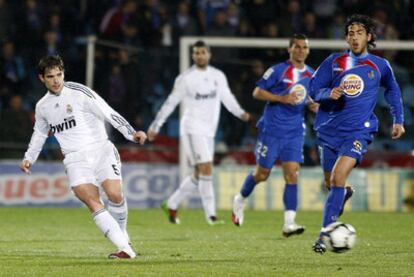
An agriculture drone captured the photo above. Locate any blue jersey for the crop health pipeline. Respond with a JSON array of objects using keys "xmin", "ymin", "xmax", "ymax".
[
  {"xmin": 256, "ymin": 61, "xmax": 314, "ymax": 138},
  {"xmin": 309, "ymin": 50, "xmax": 404, "ymax": 139}
]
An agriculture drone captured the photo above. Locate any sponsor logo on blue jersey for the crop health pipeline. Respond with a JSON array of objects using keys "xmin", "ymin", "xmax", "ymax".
[
  {"xmin": 289, "ymin": 84, "xmax": 307, "ymax": 105},
  {"xmin": 340, "ymin": 74, "xmax": 364, "ymax": 98},
  {"xmin": 351, "ymin": 140, "xmax": 362, "ymax": 154}
]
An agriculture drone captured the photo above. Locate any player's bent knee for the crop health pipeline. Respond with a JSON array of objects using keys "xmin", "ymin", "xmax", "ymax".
[
  {"xmin": 107, "ymin": 193, "xmax": 124, "ymax": 204},
  {"xmin": 284, "ymin": 173, "xmax": 298, "ymax": 184},
  {"xmin": 330, "ymin": 173, "xmax": 347, "ymax": 187},
  {"xmin": 254, "ymin": 171, "xmax": 269, "ymax": 182}
]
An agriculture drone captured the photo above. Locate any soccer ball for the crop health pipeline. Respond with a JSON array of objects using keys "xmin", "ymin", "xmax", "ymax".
[{"xmin": 322, "ymin": 222, "xmax": 356, "ymax": 253}]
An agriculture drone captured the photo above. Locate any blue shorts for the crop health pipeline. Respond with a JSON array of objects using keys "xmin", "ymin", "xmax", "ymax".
[
  {"xmin": 317, "ymin": 135, "xmax": 370, "ymax": 172},
  {"xmin": 255, "ymin": 132, "xmax": 304, "ymax": 169}
]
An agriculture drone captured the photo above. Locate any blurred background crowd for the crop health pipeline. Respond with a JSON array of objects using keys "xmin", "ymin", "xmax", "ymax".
[{"xmin": 0, "ymin": 0, "xmax": 413, "ymax": 165}]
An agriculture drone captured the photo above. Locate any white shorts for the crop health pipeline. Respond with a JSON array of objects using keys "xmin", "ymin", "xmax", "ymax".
[
  {"xmin": 63, "ymin": 141, "xmax": 122, "ymax": 187},
  {"xmin": 181, "ymin": 134, "xmax": 214, "ymax": 166}
]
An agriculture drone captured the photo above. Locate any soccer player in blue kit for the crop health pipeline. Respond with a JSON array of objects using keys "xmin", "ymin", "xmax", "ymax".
[
  {"xmin": 310, "ymin": 14, "xmax": 405, "ymax": 253},
  {"xmin": 232, "ymin": 34, "xmax": 318, "ymax": 237}
]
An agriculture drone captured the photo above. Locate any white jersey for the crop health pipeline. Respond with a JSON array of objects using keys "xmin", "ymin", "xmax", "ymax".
[
  {"xmin": 149, "ymin": 65, "xmax": 245, "ymax": 137},
  {"xmin": 24, "ymin": 81, "xmax": 136, "ymax": 164}
]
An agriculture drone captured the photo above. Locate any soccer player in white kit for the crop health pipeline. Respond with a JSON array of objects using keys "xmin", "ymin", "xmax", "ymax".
[
  {"xmin": 147, "ymin": 40, "xmax": 250, "ymax": 225},
  {"xmin": 19, "ymin": 55, "xmax": 147, "ymax": 259}
]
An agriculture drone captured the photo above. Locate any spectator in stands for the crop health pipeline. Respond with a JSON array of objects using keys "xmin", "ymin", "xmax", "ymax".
[
  {"xmin": 41, "ymin": 29, "xmax": 62, "ymax": 57},
  {"xmin": 302, "ymin": 12, "xmax": 325, "ymax": 38},
  {"xmin": 278, "ymin": 0, "xmax": 303, "ymax": 37},
  {"xmin": 237, "ymin": 18, "xmax": 255, "ymax": 37},
  {"xmin": 258, "ymin": 22, "xmax": 285, "ymax": 62},
  {"xmin": 0, "ymin": 95, "xmax": 32, "ymax": 158},
  {"xmin": 226, "ymin": 2, "xmax": 240, "ymax": 29},
  {"xmin": 171, "ymin": 1, "xmax": 198, "ymax": 47},
  {"xmin": 46, "ymin": 12, "xmax": 63, "ymax": 45},
  {"xmin": 239, "ymin": 60, "xmax": 266, "ymax": 118},
  {"xmin": 327, "ymin": 12, "xmax": 345, "ymax": 39},
  {"xmin": 206, "ymin": 8, "xmax": 237, "ymax": 65},
  {"xmin": 206, "ymin": 8, "xmax": 236, "ymax": 37},
  {"xmin": 310, "ymin": 0, "xmax": 338, "ymax": 27},
  {"xmin": 138, "ymin": 0, "xmax": 163, "ymax": 47},
  {"xmin": 241, "ymin": 0, "xmax": 277, "ymax": 35},
  {"xmin": 119, "ymin": 20, "xmax": 141, "ymax": 47},
  {"xmin": 107, "ymin": 64, "xmax": 126, "ymax": 111},
  {"xmin": 223, "ymin": 59, "xmax": 266, "ymax": 146},
  {"xmin": 0, "ymin": 0, "xmax": 13, "ymax": 40},
  {"xmin": 0, "ymin": 40, "xmax": 27, "ymax": 98},
  {"xmin": 373, "ymin": 9, "xmax": 399, "ymax": 40},
  {"xmin": 16, "ymin": 0, "xmax": 44, "ymax": 47},
  {"xmin": 197, "ymin": 0, "xmax": 231, "ymax": 33},
  {"xmin": 99, "ymin": 0, "xmax": 138, "ymax": 39}
]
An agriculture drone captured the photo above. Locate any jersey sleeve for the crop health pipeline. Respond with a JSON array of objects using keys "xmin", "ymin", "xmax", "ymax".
[
  {"xmin": 84, "ymin": 87, "xmax": 137, "ymax": 142},
  {"xmin": 23, "ymin": 105, "xmax": 49, "ymax": 164},
  {"xmin": 309, "ymin": 55, "xmax": 334, "ymax": 102},
  {"xmin": 218, "ymin": 72, "xmax": 245, "ymax": 118},
  {"xmin": 148, "ymin": 75, "xmax": 187, "ymax": 133},
  {"xmin": 381, "ymin": 59, "xmax": 404, "ymax": 124},
  {"xmin": 255, "ymin": 65, "xmax": 280, "ymax": 92}
]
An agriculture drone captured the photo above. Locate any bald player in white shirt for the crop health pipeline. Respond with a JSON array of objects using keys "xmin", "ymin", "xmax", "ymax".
[
  {"xmin": 19, "ymin": 55, "xmax": 147, "ymax": 259},
  {"xmin": 147, "ymin": 40, "xmax": 250, "ymax": 225}
]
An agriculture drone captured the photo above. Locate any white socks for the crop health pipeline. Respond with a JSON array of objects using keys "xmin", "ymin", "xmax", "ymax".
[
  {"xmin": 167, "ymin": 176, "xmax": 198, "ymax": 210},
  {"xmin": 93, "ymin": 208, "xmax": 134, "ymax": 256},
  {"xmin": 235, "ymin": 193, "xmax": 245, "ymax": 203},
  {"xmin": 167, "ymin": 174, "xmax": 216, "ymax": 220},
  {"xmin": 284, "ymin": 210, "xmax": 296, "ymax": 226},
  {"xmin": 108, "ymin": 198, "xmax": 130, "ymax": 242},
  {"xmin": 198, "ymin": 175, "xmax": 216, "ymax": 219}
]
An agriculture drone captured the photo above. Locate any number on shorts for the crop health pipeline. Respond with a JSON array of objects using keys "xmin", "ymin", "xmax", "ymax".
[
  {"xmin": 256, "ymin": 142, "xmax": 268, "ymax": 157},
  {"xmin": 112, "ymin": 164, "xmax": 120, "ymax": 175}
]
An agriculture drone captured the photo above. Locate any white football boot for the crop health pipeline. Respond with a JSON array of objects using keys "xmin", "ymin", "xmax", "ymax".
[
  {"xmin": 232, "ymin": 194, "xmax": 245, "ymax": 226},
  {"xmin": 282, "ymin": 223, "xmax": 305, "ymax": 237}
]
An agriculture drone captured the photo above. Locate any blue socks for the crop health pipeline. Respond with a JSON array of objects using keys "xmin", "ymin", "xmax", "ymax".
[
  {"xmin": 322, "ymin": 186, "xmax": 345, "ymax": 228},
  {"xmin": 240, "ymin": 173, "xmax": 257, "ymax": 197},
  {"xmin": 283, "ymin": 184, "xmax": 297, "ymax": 211}
]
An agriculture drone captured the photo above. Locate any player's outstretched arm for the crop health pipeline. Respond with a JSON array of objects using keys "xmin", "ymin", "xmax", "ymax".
[
  {"xmin": 19, "ymin": 160, "xmax": 31, "ymax": 174},
  {"xmin": 391, "ymin": 124, "xmax": 405, "ymax": 139}
]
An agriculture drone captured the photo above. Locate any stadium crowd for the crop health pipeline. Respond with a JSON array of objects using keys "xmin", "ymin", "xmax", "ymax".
[{"xmin": 0, "ymin": 0, "xmax": 413, "ymax": 162}]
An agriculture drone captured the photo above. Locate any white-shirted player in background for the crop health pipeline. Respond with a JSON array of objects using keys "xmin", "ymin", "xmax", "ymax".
[
  {"xmin": 19, "ymin": 55, "xmax": 147, "ymax": 259},
  {"xmin": 147, "ymin": 40, "xmax": 251, "ymax": 225}
]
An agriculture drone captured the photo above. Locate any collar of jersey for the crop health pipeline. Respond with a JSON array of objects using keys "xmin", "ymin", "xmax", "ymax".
[{"xmin": 348, "ymin": 50, "xmax": 369, "ymax": 60}]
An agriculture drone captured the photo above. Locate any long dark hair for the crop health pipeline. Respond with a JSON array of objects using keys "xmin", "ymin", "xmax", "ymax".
[{"xmin": 344, "ymin": 14, "xmax": 377, "ymax": 49}]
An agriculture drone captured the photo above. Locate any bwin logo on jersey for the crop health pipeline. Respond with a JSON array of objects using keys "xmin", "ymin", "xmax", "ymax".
[
  {"xmin": 195, "ymin": 91, "xmax": 217, "ymax": 100},
  {"xmin": 50, "ymin": 116, "xmax": 77, "ymax": 134},
  {"xmin": 340, "ymin": 74, "xmax": 364, "ymax": 97}
]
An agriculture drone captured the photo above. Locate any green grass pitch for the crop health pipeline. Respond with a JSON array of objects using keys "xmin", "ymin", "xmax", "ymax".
[{"xmin": 0, "ymin": 208, "xmax": 413, "ymax": 276}]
